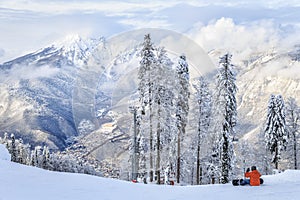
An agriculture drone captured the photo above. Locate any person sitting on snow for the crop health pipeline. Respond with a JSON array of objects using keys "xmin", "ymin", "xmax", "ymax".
[{"xmin": 240, "ymin": 166, "xmax": 262, "ymax": 186}]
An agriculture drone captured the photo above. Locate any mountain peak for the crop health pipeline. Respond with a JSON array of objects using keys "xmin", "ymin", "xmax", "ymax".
[
  {"xmin": 55, "ymin": 34, "xmax": 83, "ymax": 48},
  {"xmin": 53, "ymin": 34, "xmax": 105, "ymax": 66}
]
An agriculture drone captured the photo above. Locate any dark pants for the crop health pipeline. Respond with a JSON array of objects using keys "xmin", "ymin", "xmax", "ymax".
[{"xmin": 240, "ymin": 179, "xmax": 250, "ymax": 185}]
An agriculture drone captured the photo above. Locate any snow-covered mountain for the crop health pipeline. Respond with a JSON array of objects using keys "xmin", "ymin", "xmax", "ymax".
[
  {"xmin": 234, "ymin": 49, "xmax": 300, "ymax": 143},
  {"xmin": 68, "ymin": 44, "xmax": 300, "ymax": 176},
  {"xmin": 0, "ymin": 36, "xmax": 104, "ymax": 150},
  {"xmin": 1, "ymin": 34, "xmax": 300, "ymax": 172}
]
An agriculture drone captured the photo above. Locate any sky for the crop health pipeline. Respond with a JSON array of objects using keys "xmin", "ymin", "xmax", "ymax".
[{"xmin": 0, "ymin": 0, "xmax": 300, "ymax": 63}]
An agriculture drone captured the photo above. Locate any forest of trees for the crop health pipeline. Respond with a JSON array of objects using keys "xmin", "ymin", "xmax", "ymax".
[
  {"xmin": 0, "ymin": 133, "xmax": 101, "ymax": 176},
  {"xmin": 0, "ymin": 33, "xmax": 299, "ymax": 186},
  {"xmin": 129, "ymin": 34, "xmax": 300, "ymax": 185},
  {"xmin": 131, "ymin": 34, "xmax": 239, "ymax": 184}
]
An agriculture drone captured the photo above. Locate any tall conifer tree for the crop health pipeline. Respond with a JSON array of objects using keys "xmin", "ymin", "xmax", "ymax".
[
  {"xmin": 138, "ymin": 34, "xmax": 156, "ymax": 181},
  {"xmin": 193, "ymin": 77, "xmax": 212, "ymax": 184},
  {"xmin": 216, "ymin": 54, "xmax": 237, "ymax": 184},
  {"xmin": 265, "ymin": 94, "xmax": 287, "ymax": 169},
  {"xmin": 10, "ymin": 134, "xmax": 17, "ymax": 162},
  {"xmin": 175, "ymin": 54, "xmax": 190, "ymax": 183}
]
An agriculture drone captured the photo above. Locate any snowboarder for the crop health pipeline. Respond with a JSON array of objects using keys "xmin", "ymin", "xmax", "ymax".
[{"xmin": 240, "ymin": 166, "xmax": 262, "ymax": 186}]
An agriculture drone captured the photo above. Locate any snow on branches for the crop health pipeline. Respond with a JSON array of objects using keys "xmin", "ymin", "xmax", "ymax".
[{"xmin": 264, "ymin": 94, "xmax": 287, "ymax": 169}]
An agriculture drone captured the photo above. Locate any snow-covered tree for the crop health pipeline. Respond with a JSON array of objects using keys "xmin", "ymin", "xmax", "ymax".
[
  {"xmin": 10, "ymin": 134, "xmax": 17, "ymax": 162},
  {"xmin": 164, "ymin": 165, "xmax": 171, "ymax": 184},
  {"xmin": 215, "ymin": 53, "xmax": 237, "ymax": 184},
  {"xmin": 264, "ymin": 94, "xmax": 287, "ymax": 169},
  {"xmin": 138, "ymin": 133, "xmax": 147, "ymax": 181},
  {"xmin": 206, "ymin": 140, "xmax": 221, "ymax": 184},
  {"xmin": 0, "ymin": 135, "xmax": 99, "ymax": 176},
  {"xmin": 151, "ymin": 47, "xmax": 175, "ymax": 184},
  {"xmin": 192, "ymin": 77, "xmax": 212, "ymax": 184},
  {"xmin": 42, "ymin": 146, "xmax": 51, "ymax": 170},
  {"xmin": 137, "ymin": 37, "xmax": 177, "ymax": 183},
  {"xmin": 1, "ymin": 132, "xmax": 9, "ymax": 150},
  {"xmin": 138, "ymin": 33, "xmax": 156, "ymax": 182},
  {"xmin": 175, "ymin": 54, "xmax": 190, "ymax": 183},
  {"xmin": 285, "ymin": 97, "xmax": 299, "ymax": 169},
  {"xmin": 1, "ymin": 134, "xmax": 30, "ymax": 165},
  {"xmin": 156, "ymin": 48, "xmax": 177, "ymax": 183},
  {"xmin": 181, "ymin": 146, "xmax": 196, "ymax": 185},
  {"xmin": 17, "ymin": 138, "xmax": 30, "ymax": 165},
  {"xmin": 128, "ymin": 95, "xmax": 146, "ymax": 181},
  {"xmin": 30, "ymin": 146, "xmax": 42, "ymax": 167}
]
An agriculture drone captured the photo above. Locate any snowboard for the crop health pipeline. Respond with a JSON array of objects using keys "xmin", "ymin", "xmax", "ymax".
[{"xmin": 232, "ymin": 178, "xmax": 264, "ymax": 186}]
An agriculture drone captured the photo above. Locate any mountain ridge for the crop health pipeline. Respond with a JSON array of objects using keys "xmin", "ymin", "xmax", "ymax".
[{"xmin": 0, "ymin": 36, "xmax": 104, "ymax": 150}]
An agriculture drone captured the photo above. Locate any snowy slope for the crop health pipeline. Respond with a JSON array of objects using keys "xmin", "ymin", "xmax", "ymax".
[{"xmin": 0, "ymin": 144, "xmax": 300, "ymax": 200}]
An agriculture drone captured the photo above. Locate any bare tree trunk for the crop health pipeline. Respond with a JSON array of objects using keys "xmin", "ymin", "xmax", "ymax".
[
  {"xmin": 156, "ymin": 104, "xmax": 161, "ymax": 184},
  {"xmin": 196, "ymin": 138, "xmax": 201, "ymax": 185},
  {"xmin": 131, "ymin": 108, "xmax": 139, "ymax": 180},
  {"xmin": 275, "ymin": 146, "xmax": 279, "ymax": 170},
  {"xmin": 200, "ymin": 167, "xmax": 203, "ymax": 184},
  {"xmin": 196, "ymin": 120, "xmax": 201, "ymax": 185},
  {"xmin": 149, "ymin": 106, "xmax": 154, "ymax": 182},
  {"xmin": 221, "ymin": 125, "xmax": 229, "ymax": 184},
  {"xmin": 176, "ymin": 126, "xmax": 181, "ymax": 184},
  {"xmin": 293, "ymin": 133, "xmax": 297, "ymax": 169}
]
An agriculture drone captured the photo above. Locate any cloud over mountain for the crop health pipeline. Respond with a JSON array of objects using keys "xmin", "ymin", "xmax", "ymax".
[
  {"xmin": 189, "ymin": 17, "xmax": 300, "ymax": 64},
  {"xmin": 1, "ymin": 1, "xmax": 300, "ymax": 63}
]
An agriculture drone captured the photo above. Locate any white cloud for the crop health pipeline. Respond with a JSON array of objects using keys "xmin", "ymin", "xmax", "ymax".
[
  {"xmin": 118, "ymin": 18, "xmax": 171, "ymax": 29},
  {"xmin": 3, "ymin": 64, "xmax": 60, "ymax": 82},
  {"xmin": 185, "ymin": 0, "xmax": 300, "ymax": 8},
  {"xmin": 188, "ymin": 17, "xmax": 300, "ymax": 63},
  {"xmin": 0, "ymin": 0, "xmax": 181, "ymax": 63},
  {"xmin": 0, "ymin": 0, "xmax": 178, "ymax": 16},
  {"xmin": 1, "ymin": 0, "xmax": 300, "ymax": 64}
]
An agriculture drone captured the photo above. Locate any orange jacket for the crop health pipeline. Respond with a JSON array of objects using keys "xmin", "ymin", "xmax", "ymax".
[{"xmin": 245, "ymin": 170, "xmax": 261, "ymax": 186}]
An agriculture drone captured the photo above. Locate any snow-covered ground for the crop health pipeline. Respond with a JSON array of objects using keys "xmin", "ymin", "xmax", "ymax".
[{"xmin": 0, "ymin": 144, "xmax": 299, "ymax": 200}]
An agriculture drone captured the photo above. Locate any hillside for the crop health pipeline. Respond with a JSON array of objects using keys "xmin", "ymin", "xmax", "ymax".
[
  {"xmin": 0, "ymin": 34, "xmax": 300, "ymax": 174},
  {"xmin": 0, "ymin": 36, "xmax": 104, "ymax": 150},
  {"xmin": 0, "ymin": 144, "xmax": 299, "ymax": 200}
]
